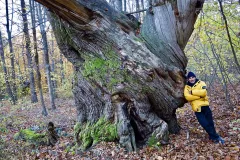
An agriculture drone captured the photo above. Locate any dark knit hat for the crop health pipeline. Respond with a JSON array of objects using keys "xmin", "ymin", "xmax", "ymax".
[{"xmin": 187, "ymin": 72, "xmax": 196, "ymax": 79}]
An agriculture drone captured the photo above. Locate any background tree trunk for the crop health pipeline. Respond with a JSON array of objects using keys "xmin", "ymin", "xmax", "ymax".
[
  {"xmin": 111, "ymin": 0, "xmax": 123, "ymax": 11},
  {"xmin": 135, "ymin": 0, "xmax": 140, "ymax": 20},
  {"xmin": 36, "ymin": 0, "xmax": 204, "ymax": 151},
  {"xmin": 16, "ymin": 48, "xmax": 23, "ymax": 81},
  {"xmin": 29, "ymin": 0, "xmax": 48, "ymax": 116},
  {"xmin": 21, "ymin": 36, "xmax": 27, "ymax": 74},
  {"xmin": 50, "ymin": 31, "xmax": 57, "ymax": 92},
  {"xmin": 5, "ymin": 0, "xmax": 17, "ymax": 104},
  {"xmin": 59, "ymin": 53, "xmax": 65, "ymax": 84},
  {"xmin": 217, "ymin": 0, "xmax": 240, "ymax": 74},
  {"xmin": 116, "ymin": 0, "xmax": 123, "ymax": 11},
  {"xmin": 37, "ymin": 4, "xmax": 56, "ymax": 110},
  {"xmin": 141, "ymin": 0, "xmax": 144, "ymax": 10},
  {"xmin": 124, "ymin": 0, "xmax": 127, "ymax": 12},
  {"xmin": 21, "ymin": 0, "xmax": 38, "ymax": 103},
  {"xmin": 0, "ymin": 30, "xmax": 15, "ymax": 103}
]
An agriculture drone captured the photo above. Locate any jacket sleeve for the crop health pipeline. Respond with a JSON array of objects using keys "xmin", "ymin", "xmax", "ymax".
[
  {"xmin": 191, "ymin": 82, "xmax": 207, "ymax": 97},
  {"xmin": 184, "ymin": 86, "xmax": 201, "ymax": 102}
]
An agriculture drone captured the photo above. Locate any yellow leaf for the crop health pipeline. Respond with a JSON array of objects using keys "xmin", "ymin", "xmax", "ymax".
[{"xmin": 230, "ymin": 146, "xmax": 239, "ymax": 152}]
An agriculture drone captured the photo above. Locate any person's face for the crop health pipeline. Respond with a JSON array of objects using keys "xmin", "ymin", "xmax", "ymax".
[{"xmin": 188, "ymin": 76, "xmax": 196, "ymax": 84}]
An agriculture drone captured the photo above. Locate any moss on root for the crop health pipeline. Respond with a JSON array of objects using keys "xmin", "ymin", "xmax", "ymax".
[{"xmin": 74, "ymin": 117, "xmax": 118, "ymax": 151}]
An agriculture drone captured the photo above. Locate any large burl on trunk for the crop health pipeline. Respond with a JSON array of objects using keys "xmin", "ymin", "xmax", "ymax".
[{"xmin": 36, "ymin": 0, "xmax": 204, "ymax": 151}]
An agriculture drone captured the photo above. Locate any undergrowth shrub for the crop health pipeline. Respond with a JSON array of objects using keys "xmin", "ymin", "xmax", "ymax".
[
  {"xmin": 0, "ymin": 73, "xmax": 6, "ymax": 101},
  {"xmin": 56, "ymin": 74, "xmax": 73, "ymax": 99},
  {"xmin": 147, "ymin": 133, "xmax": 161, "ymax": 149},
  {"xmin": 0, "ymin": 136, "xmax": 6, "ymax": 158}
]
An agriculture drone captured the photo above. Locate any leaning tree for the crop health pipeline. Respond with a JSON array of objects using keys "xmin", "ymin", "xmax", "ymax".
[{"xmin": 35, "ymin": 0, "xmax": 204, "ymax": 151}]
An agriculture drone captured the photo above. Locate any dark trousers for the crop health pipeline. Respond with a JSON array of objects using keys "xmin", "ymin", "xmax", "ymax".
[{"xmin": 195, "ymin": 106, "xmax": 219, "ymax": 140}]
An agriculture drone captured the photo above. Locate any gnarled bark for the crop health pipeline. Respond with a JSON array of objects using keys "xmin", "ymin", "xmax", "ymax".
[{"xmin": 36, "ymin": 0, "xmax": 204, "ymax": 151}]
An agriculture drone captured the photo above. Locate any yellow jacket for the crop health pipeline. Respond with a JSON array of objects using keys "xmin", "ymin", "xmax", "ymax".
[{"xmin": 184, "ymin": 80, "xmax": 209, "ymax": 112}]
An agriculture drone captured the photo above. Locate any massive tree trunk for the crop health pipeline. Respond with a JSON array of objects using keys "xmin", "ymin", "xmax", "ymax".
[{"xmin": 36, "ymin": 0, "xmax": 204, "ymax": 151}]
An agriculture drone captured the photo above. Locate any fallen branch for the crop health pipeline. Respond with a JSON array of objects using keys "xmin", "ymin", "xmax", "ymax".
[{"xmin": 125, "ymin": 9, "xmax": 148, "ymax": 15}]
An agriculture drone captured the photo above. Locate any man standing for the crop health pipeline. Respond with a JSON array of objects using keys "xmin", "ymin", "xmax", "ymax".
[{"xmin": 184, "ymin": 71, "xmax": 224, "ymax": 144}]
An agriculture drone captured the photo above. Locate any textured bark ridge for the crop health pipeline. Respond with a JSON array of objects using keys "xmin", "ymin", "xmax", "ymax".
[{"xmin": 36, "ymin": 0, "xmax": 204, "ymax": 151}]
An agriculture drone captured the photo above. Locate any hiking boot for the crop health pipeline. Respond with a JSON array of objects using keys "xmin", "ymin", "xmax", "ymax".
[{"xmin": 213, "ymin": 137, "xmax": 225, "ymax": 144}]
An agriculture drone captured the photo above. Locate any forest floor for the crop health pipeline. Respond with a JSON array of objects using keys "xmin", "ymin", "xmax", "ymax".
[{"xmin": 0, "ymin": 84, "xmax": 240, "ymax": 160}]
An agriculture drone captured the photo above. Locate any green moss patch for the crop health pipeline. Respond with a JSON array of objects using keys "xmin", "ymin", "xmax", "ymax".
[
  {"xmin": 14, "ymin": 129, "xmax": 47, "ymax": 146},
  {"xmin": 82, "ymin": 48, "xmax": 127, "ymax": 91}
]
